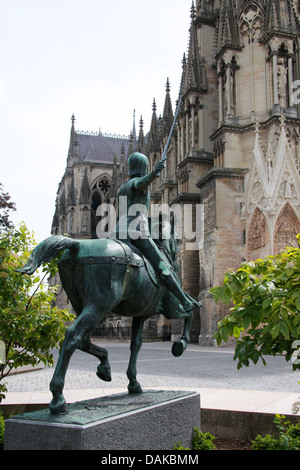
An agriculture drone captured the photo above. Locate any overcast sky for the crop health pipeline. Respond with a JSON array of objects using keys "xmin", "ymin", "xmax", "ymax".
[{"xmin": 0, "ymin": 0, "xmax": 192, "ymax": 243}]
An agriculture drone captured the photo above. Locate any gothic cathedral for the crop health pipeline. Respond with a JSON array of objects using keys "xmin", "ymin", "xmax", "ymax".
[{"xmin": 52, "ymin": 1, "xmax": 300, "ymax": 345}]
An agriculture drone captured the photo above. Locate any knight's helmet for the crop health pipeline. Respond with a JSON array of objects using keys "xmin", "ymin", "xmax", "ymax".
[{"xmin": 128, "ymin": 152, "xmax": 148, "ymax": 177}]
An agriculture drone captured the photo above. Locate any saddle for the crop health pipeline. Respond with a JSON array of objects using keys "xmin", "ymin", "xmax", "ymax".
[{"xmin": 112, "ymin": 239, "xmax": 161, "ymax": 287}]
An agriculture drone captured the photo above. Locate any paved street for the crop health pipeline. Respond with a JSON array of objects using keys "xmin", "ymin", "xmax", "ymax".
[
  {"xmin": 3, "ymin": 340, "xmax": 300, "ymax": 394},
  {"xmin": 3, "ymin": 339, "xmax": 300, "ymax": 448}
]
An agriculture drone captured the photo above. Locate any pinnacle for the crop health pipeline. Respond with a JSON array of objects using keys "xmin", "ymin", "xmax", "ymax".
[
  {"xmin": 190, "ymin": 0, "xmax": 196, "ymax": 21},
  {"xmin": 166, "ymin": 77, "xmax": 171, "ymax": 94}
]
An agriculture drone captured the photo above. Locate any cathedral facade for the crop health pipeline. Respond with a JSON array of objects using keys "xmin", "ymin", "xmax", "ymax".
[{"xmin": 52, "ymin": 0, "xmax": 300, "ymax": 344}]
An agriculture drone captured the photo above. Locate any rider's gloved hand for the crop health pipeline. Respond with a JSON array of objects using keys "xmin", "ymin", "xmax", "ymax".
[{"xmin": 154, "ymin": 161, "xmax": 165, "ymax": 175}]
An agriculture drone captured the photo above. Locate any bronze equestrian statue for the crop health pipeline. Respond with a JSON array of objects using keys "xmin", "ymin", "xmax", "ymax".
[{"xmin": 18, "ymin": 153, "xmax": 201, "ymax": 415}]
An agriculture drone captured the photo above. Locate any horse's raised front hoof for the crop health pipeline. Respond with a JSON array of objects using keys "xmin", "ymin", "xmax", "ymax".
[
  {"xmin": 97, "ymin": 365, "xmax": 112, "ymax": 382},
  {"xmin": 49, "ymin": 395, "xmax": 68, "ymax": 415},
  {"xmin": 172, "ymin": 338, "xmax": 187, "ymax": 357},
  {"xmin": 128, "ymin": 382, "xmax": 143, "ymax": 395}
]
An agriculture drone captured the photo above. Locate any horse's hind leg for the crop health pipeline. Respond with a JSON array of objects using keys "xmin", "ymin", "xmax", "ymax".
[
  {"xmin": 127, "ymin": 317, "xmax": 144, "ymax": 394},
  {"xmin": 49, "ymin": 304, "xmax": 103, "ymax": 415},
  {"xmin": 79, "ymin": 336, "xmax": 111, "ymax": 382}
]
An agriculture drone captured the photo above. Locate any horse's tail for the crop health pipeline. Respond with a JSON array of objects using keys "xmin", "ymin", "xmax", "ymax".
[{"xmin": 16, "ymin": 235, "xmax": 79, "ymax": 275}]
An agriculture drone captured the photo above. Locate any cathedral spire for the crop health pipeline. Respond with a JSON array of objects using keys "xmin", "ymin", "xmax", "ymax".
[
  {"xmin": 182, "ymin": 4, "xmax": 208, "ymax": 96},
  {"xmin": 132, "ymin": 109, "xmax": 137, "ymax": 140},
  {"xmin": 67, "ymin": 169, "xmax": 76, "ymax": 206},
  {"xmin": 79, "ymin": 169, "xmax": 90, "ymax": 204},
  {"xmin": 147, "ymin": 98, "xmax": 160, "ymax": 153},
  {"xmin": 191, "ymin": 0, "xmax": 196, "ymax": 21},
  {"xmin": 264, "ymin": 0, "xmax": 299, "ymax": 37},
  {"xmin": 137, "ymin": 115, "xmax": 145, "ymax": 152},
  {"xmin": 162, "ymin": 78, "xmax": 174, "ymax": 135},
  {"xmin": 214, "ymin": 0, "xmax": 241, "ymax": 56},
  {"xmin": 67, "ymin": 114, "xmax": 79, "ymax": 165}
]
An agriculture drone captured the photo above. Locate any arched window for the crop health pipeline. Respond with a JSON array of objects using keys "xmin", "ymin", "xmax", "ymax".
[{"xmin": 92, "ymin": 178, "xmax": 110, "ymax": 196}]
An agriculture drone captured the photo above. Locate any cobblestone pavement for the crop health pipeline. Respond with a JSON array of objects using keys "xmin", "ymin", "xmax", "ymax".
[{"xmin": 3, "ymin": 341, "xmax": 300, "ymax": 395}]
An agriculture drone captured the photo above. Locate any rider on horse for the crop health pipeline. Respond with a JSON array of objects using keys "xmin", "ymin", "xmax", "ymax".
[{"xmin": 114, "ymin": 152, "xmax": 194, "ymax": 315}]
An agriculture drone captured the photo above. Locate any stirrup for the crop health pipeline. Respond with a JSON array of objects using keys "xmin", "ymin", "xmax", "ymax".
[
  {"xmin": 185, "ymin": 293, "xmax": 202, "ymax": 308},
  {"xmin": 183, "ymin": 303, "xmax": 194, "ymax": 314}
]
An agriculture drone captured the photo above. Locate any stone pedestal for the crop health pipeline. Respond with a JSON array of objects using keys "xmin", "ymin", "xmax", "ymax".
[{"xmin": 4, "ymin": 390, "xmax": 200, "ymax": 450}]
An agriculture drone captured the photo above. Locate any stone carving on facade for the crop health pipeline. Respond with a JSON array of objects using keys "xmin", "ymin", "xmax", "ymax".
[
  {"xmin": 240, "ymin": 202, "xmax": 247, "ymax": 220},
  {"xmin": 213, "ymin": 137, "xmax": 225, "ymax": 167},
  {"xmin": 67, "ymin": 208, "xmax": 74, "ymax": 234},
  {"xmin": 177, "ymin": 167, "xmax": 189, "ymax": 189},
  {"xmin": 218, "ymin": 53, "xmax": 239, "ymax": 121},
  {"xmin": 266, "ymin": 140, "xmax": 275, "ymax": 182},
  {"xmin": 277, "ymin": 57, "xmax": 288, "ymax": 108},
  {"xmin": 245, "ymin": 116, "xmax": 300, "ymax": 252},
  {"xmin": 239, "ymin": 2, "xmax": 263, "ymax": 41},
  {"xmin": 268, "ymin": 37, "xmax": 295, "ymax": 110},
  {"xmin": 81, "ymin": 207, "xmax": 89, "ymax": 233},
  {"xmin": 274, "ymin": 203, "xmax": 300, "ymax": 251},
  {"xmin": 248, "ymin": 207, "xmax": 266, "ymax": 251},
  {"xmin": 288, "ymin": 127, "xmax": 300, "ymax": 172}
]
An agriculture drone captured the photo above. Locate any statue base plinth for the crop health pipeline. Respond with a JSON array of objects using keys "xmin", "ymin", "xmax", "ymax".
[{"xmin": 4, "ymin": 390, "xmax": 200, "ymax": 450}]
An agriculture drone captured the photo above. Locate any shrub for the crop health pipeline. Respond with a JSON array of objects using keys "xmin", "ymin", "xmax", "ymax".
[
  {"xmin": 174, "ymin": 428, "xmax": 216, "ymax": 450},
  {"xmin": 0, "ymin": 411, "xmax": 4, "ymax": 450},
  {"xmin": 173, "ymin": 442, "xmax": 190, "ymax": 450},
  {"xmin": 252, "ymin": 434, "xmax": 281, "ymax": 450},
  {"xmin": 252, "ymin": 415, "xmax": 300, "ymax": 450},
  {"xmin": 192, "ymin": 427, "xmax": 216, "ymax": 450}
]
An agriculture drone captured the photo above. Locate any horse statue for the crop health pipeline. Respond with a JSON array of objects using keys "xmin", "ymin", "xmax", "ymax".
[{"xmin": 17, "ymin": 219, "xmax": 200, "ymax": 415}]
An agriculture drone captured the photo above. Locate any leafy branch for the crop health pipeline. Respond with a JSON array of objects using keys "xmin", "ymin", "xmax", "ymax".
[
  {"xmin": 211, "ymin": 236, "xmax": 300, "ymax": 370},
  {"xmin": 0, "ymin": 223, "xmax": 75, "ymax": 401}
]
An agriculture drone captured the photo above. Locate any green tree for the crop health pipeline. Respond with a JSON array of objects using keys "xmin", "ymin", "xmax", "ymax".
[
  {"xmin": 0, "ymin": 223, "xmax": 75, "ymax": 401},
  {"xmin": 0, "ymin": 183, "xmax": 16, "ymax": 231},
  {"xmin": 210, "ymin": 236, "xmax": 300, "ymax": 370}
]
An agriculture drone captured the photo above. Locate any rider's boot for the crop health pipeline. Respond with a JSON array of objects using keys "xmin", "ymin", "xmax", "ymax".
[{"xmin": 161, "ymin": 270, "xmax": 194, "ymax": 314}]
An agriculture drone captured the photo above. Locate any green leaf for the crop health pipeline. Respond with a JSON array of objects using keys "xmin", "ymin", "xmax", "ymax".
[
  {"xmin": 262, "ymin": 298, "xmax": 272, "ymax": 310},
  {"xmin": 220, "ymin": 327, "xmax": 229, "ymax": 343},
  {"xmin": 279, "ymin": 321, "xmax": 290, "ymax": 340},
  {"xmin": 271, "ymin": 323, "xmax": 280, "ymax": 339},
  {"xmin": 295, "ymin": 296, "xmax": 300, "ymax": 311},
  {"xmin": 233, "ymin": 326, "xmax": 241, "ymax": 339},
  {"xmin": 242, "ymin": 315, "xmax": 251, "ymax": 331}
]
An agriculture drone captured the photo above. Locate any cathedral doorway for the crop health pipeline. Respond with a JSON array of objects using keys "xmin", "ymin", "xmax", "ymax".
[{"xmin": 274, "ymin": 203, "xmax": 300, "ymax": 253}]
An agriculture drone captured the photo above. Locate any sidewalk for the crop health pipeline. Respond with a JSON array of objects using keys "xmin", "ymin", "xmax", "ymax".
[
  {"xmin": 3, "ymin": 386, "xmax": 299, "ymax": 415},
  {"xmin": 2, "ymin": 342, "xmax": 300, "ymax": 416}
]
